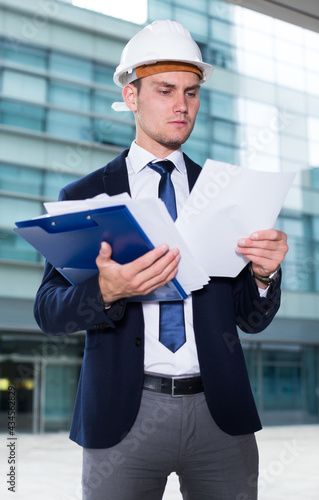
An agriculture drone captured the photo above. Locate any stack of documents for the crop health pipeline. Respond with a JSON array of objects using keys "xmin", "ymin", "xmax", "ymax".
[
  {"xmin": 14, "ymin": 159, "xmax": 295, "ymax": 301},
  {"xmin": 176, "ymin": 160, "xmax": 295, "ymax": 277}
]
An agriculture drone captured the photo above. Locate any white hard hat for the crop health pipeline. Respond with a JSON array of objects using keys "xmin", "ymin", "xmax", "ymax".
[{"xmin": 113, "ymin": 20, "xmax": 214, "ymax": 88}]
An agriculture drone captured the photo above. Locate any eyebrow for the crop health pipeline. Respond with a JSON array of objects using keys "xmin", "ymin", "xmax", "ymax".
[{"xmin": 153, "ymin": 81, "xmax": 201, "ymax": 91}]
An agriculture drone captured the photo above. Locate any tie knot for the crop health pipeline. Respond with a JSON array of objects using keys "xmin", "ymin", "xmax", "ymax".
[{"xmin": 148, "ymin": 160, "xmax": 175, "ymax": 177}]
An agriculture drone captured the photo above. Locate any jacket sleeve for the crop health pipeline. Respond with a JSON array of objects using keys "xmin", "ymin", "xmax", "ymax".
[
  {"xmin": 33, "ymin": 186, "xmax": 126, "ymax": 336},
  {"xmin": 34, "ymin": 260, "xmax": 126, "ymax": 336},
  {"xmin": 232, "ymin": 263, "xmax": 281, "ymax": 334}
]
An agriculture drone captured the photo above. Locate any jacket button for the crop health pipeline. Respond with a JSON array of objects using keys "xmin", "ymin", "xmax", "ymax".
[{"xmin": 135, "ymin": 337, "xmax": 142, "ymax": 347}]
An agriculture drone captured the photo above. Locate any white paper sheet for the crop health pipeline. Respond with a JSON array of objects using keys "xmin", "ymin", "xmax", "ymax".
[{"xmin": 175, "ymin": 159, "xmax": 296, "ymax": 277}]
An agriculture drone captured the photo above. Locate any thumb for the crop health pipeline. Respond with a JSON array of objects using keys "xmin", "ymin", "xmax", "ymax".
[
  {"xmin": 96, "ymin": 241, "xmax": 113, "ymax": 265},
  {"xmin": 100, "ymin": 241, "xmax": 112, "ymax": 257}
]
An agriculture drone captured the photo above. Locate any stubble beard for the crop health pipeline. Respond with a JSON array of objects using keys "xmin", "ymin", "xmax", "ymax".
[{"xmin": 140, "ymin": 119, "xmax": 195, "ymax": 151}]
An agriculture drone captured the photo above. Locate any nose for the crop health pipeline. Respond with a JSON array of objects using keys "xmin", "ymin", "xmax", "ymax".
[{"xmin": 173, "ymin": 92, "xmax": 188, "ymax": 114}]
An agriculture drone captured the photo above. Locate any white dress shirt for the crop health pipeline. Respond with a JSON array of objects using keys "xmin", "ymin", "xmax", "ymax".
[{"xmin": 126, "ymin": 141, "xmax": 200, "ymax": 376}]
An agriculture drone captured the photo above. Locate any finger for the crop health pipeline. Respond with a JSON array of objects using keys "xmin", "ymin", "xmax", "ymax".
[
  {"xmin": 143, "ymin": 248, "xmax": 180, "ymax": 277},
  {"xmin": 238, "ymin": 247, "xmax": 285, "ymax": 274},
  {"xmin": 134, "ymin": 252, "xmax": 181, "ymax": 295},
  {"xmin": 236, "ymin": 236, "xmax": 287, "ymax": 257},
  {"xmin": 129, "ymin": 244, "xmax": 177, "ymax": 274},
  {"xmin": 239, "ymin": 252, "xmax": 281, "ymax": 264},
  {"xmin": 249, "ymin": 229, "xmax": 286, "ymax": 242},
  {"xmin": 236, "ymin": 245, "xmax": 286, "ymax": 262},
  {"xmin": 139, "ymin": 252, "xmax": 180, "ymax": 289},
  {"xmin": 237, "ymin": 239, "xmax": 285, "ymax": 253},
  {"xmin": 133, "ymin": 265, "xmax": 179, "ymax": 296},
  {"xmin": 125, "ymin": 249, "xmax": 180, "ymax": 291},
  {"xmin": 96, "ymin": 241, "xmax": 113, "ymax": 269},
  {"xmin": 99, "ymin": 241, "xmax": 112, "ymax": 258}
]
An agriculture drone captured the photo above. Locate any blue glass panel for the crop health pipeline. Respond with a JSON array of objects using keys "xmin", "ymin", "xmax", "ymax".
[
  {"xmin": 0, "ymin": 229, "xmax": 40, "ymax": 262},
  {"xmin": 148, "ymin": 0, "xmax": 173, "ymax": 20},
  {"xmin": 211, "ymin": 18, "xmax": 235, "ymax": 45},
  {"xmin": 210, "ymin": 92, "xmax": 238, "ymax": 121},
  {"xmin": 311, "ymin": 217, "xmax": 319, "ymax": 240},
  {"xmin": 175, "ymin": 7, "xmax": 208, "ymax": 39},
  {"xmin": 50, "ymin": 81, "xmax": 91, "ymax": 111},
  {"xmin": 93, "ymin": 119, "xmax": 135, "ymax": 148},
  {"xmin": 0, "ymin": 100, "xmax": 45, "ymax": 131},
  {"xmin": 209, "ymin": 0, "xmax": 234, "ymax": 21},
  {"xmin": 50, "ymin": 52, "xmax": 93, "ymax": 81},
  {"xmin": 192, "ymin": 114, "xmax": 210, "ymax": 141},
  {"xmin": 47, "ymin": 110, "xmax": 92, "ymax": 140},
  {"xmin": 210, "ymin": 143, "xmax": 237, "ymax": 164},
  {"xmin": 175, "ymin": 0, "xmax": 207, "ymax": 12},
  {"xmin": 263, "ymin": 363, "xmax": 302, "ymax": 410},
  {"xmin": 183, "ymin": 137, "xmax": 209, "ymax": 166},
  {"xmin": 208, "ymin": 42, "xmax": 236, "ymax": 70},
  {"xmin": 3, "ymin": 40, "xmax": 47, "ymax": 69},
  {"xmin": 92, "ymin": 90, "xmax": 128, "ymax": 118},
  {"xmin": 281, "ymin": 237, "xmax": 313, "ymax": 291},
  {"xmin": 212, "ymin": 119, "xmax": 239, "ymax": 146},
  {"xmin": 94, "ymin": 64, "xmax": 116, "ymax": 86},
  {"xmin": 43, "ymin": 172, "xmax": 80, "ymax": 199},
  {"xmin": 0, "ymin": 165, "xmax": 42, "ymax": 195},
  {"xmin": 310, "ymin": 167, "xmax": 319, "ymax": 189}
]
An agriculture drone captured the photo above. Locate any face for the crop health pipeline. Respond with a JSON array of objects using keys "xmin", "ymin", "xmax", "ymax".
[{"xmin": 124, "ymin": 71, "xmax": 200, "ymax": 158}]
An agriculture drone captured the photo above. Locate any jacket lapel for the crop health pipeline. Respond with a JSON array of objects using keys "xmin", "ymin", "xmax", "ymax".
[
  {"xmin": 102, "ymin": 149, "xmax": 131, "ymax": 197},
  {"xmin": 184, "ymin": 153, "xmax": 202, "ymax": 191}
]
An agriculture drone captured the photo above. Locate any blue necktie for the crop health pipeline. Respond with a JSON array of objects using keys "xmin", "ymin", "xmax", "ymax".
[{"xmin": 148, "ymin": 160, "xmax": 186, "ymax": 353}]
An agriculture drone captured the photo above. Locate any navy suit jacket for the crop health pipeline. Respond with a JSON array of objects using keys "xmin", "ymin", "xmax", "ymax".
[{"xmin": 34, "ymin": 149, "xmax": 281, "ymax": 448}]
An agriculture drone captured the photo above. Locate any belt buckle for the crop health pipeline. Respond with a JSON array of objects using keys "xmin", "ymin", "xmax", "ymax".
[{"xmin": 171, "ymin": 375, "xmax": 185, "ymax": 397}]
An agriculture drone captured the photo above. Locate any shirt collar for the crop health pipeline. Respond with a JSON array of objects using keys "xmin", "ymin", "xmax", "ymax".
[{"xmin": 127, "ymin": 141, "xmax": 186, "ymax": 175}]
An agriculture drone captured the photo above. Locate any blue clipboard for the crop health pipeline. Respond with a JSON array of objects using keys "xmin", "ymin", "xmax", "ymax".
[{"xmin": 14, "ymin": 205, "xmax": 187, "ymax": 301}]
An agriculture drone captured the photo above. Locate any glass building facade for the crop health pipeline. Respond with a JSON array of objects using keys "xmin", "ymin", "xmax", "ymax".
[{"xmin": 0, "ymin": 0, "xmax": 318, "ymax": 432}]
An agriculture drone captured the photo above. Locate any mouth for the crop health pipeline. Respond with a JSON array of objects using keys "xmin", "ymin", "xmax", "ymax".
[{"xmin": 168, "ymin": 120, "xmax": 189, "ymax": 126}]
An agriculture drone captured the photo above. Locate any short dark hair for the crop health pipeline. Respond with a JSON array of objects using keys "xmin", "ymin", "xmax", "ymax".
[{"xmin": 131, "ymin": 78, "xmax": 142, "ymax": 94}]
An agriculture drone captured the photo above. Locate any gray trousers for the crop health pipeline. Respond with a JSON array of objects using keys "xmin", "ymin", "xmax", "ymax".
[{"xmin": 82, "ymin": 390, "xmax": 258, "ymax": 500}]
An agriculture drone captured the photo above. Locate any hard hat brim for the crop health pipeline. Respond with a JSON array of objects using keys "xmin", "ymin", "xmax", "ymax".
[{"xmin": 114, "ymin": 57, "xmax": 214, "ymax": 87}]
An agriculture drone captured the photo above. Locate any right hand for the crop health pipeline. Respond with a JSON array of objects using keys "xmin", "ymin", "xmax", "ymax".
[{"xmin": 96, "ymin": 242, "xmax": 181, "ymax": 306}]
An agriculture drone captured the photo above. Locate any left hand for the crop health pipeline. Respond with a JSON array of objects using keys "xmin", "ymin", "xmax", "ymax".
[{"xmin": 236, "ymin": 229, "xmax": 288, "ymax": 284}]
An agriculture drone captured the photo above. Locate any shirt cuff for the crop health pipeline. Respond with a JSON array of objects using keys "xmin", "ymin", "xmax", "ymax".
[{"xmin": 258, "ymin": 286, "xmax": 269, "ymax": 298}]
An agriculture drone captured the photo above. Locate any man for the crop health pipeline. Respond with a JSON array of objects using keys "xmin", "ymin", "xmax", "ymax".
[{"xmin": 34, "ymin": 20, "xmax": 288, "ymax": 500}]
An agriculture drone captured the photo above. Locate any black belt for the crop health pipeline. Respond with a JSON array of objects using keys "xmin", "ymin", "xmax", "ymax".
[{"xmin": 143, "ymin": 373, "xmax": 204, "ymax": 397}]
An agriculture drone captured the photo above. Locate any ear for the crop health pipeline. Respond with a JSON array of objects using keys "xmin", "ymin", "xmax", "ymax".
[{"xmin": 122, "ymin": 84, "xmax": 138, "ymax": 112}]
